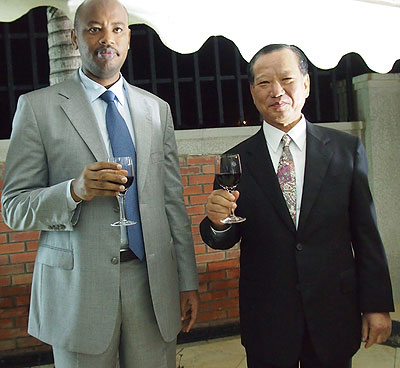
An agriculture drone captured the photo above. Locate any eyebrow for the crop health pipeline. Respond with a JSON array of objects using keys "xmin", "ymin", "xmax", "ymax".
[{"xmin": 86, "ymin": 21, "xmax": 126, "ymax": 26}]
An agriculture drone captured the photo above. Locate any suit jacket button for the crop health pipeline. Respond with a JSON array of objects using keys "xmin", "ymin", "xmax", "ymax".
[
  {"xmin": 296, "ymin": 243, "xmax": 303, "ymax": 251},
  {"xmin": 111, "ymin": 257, "xmax": 119, "ymax": 265}
]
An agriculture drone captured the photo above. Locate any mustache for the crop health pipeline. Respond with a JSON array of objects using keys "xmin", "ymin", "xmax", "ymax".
[{"xmin": 96, "ymin": 46, "xmax": 119, "ymax": 56}]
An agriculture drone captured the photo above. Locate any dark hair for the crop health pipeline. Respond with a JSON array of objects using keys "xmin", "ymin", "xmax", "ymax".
[{"xmin": 247, "ymin": 44, "xmax": 309, "ymax": 85}]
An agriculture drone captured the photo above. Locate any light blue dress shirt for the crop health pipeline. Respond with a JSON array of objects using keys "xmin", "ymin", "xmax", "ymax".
[{"xmin": 66, "ymin": 69, "xmax": 136, "ymax": 245}]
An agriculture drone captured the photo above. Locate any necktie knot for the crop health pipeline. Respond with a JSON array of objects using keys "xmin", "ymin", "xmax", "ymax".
[
  {"xmin": 282, "ymin": 134, "xmax": 292, "ymax": 148},
  {"xmin": 101, "ymin": 90, "xmax": 116, "ymax": 104}
]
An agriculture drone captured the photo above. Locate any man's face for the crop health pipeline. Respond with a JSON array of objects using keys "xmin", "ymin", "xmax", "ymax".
[
  {"xmin": 250, "ymin": 49, "xmax": 310, "ymax": 131},
  {"xmin": 71, "ymin": 0, "xmax": 131, "ymax": 87}
]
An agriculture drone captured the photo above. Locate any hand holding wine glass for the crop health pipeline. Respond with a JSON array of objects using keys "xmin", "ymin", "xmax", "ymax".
[
  {"xmin": 71, "ymin": 161, "xmax": 129, "ymax": 202},
  {"xmin": 108, "ymin": 156, "xmax": 136, "ymax": 227},
  {"xmin": 215, "ymin": 154, "xmax": 246, "ymax": 224}
]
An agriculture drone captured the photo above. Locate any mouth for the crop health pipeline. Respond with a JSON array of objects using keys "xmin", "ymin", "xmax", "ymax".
[
  {"xmin": 270, "ymin": 101, "xmax": 287, "ymax": 109},
  {"xmin": 97, "ymin": 47, "xmax": 119, "ymax": 60}
]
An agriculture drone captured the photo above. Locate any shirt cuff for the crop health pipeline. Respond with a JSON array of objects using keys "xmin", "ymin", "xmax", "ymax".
[
  {"xmin": 66, "ymin": 179, "xmax": 82, "ymax": 211},
  {"xmin": 211, "ymin": 224, "xmax": 232, "ymax": 234}
]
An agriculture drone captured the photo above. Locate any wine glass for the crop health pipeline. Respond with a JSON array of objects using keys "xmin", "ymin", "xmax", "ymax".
[
  {"xmin": 215, "ymin": 153, "xmax": 246, "ymax": 224},
  {"xmin": 108, "ymin": 156, "xmax": 136, "ymax": 227}
]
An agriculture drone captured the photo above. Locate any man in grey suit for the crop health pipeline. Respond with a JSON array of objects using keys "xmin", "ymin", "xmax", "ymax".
[{"xmin": 1, "ymin": 0, "xmax": 199, "ymax": 367}]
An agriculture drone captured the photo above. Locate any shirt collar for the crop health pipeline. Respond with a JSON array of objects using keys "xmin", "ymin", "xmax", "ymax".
[
  {"xmin": 263, "ymin": 115, "xmax": 307, "ymax": 153},
  {"xmin": 78, "ymin": 68, "xmax": 126, "ymax": 106}
]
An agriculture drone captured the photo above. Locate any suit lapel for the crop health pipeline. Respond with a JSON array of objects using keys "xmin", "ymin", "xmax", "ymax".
[
  {"xmin": 59, "ymin": 73, "xmax": 108, "ymax": 162},
  {"xmin": 125, "ymin": 84, "xmax": 152, "ymax": 196},
  {"xmin": 298, "ymin": 122, "xmax": 333, "ymax": 231},
  {"xmin": 244, "ymin": 129, "xmax": 296, "ymax": 233}
]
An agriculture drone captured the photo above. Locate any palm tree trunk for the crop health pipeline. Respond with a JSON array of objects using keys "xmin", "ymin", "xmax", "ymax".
[{"xmin": 47, "ymin": 7, "xmax": 81, "ymax": 85}]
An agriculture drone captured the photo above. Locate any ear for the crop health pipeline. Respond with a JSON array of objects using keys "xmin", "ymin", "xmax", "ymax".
[
  {"xmin": 304, "ymin": 74, "xmax": 310, "ymax": 98},
  {"xmin": 249, "ymin": 83, "xmax": 256, "ymax": 103},
  {"xmin": 71, "ymin": 29, "xmax": 79, "ymax": 50}
]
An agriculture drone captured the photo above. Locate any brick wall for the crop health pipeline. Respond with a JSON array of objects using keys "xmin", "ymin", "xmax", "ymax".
[
  {"xmin": 0, "ymin": 156, "xmax": 240, "ymax": 357},
  {"xmin": 180, "ymin": 155, "xmax": 240, "ymax": 327}
]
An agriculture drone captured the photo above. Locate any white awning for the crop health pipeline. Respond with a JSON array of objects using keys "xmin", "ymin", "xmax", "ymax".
[{"xmin": 1, "ymin": 0, "xmax": 399, "ymax": 73}]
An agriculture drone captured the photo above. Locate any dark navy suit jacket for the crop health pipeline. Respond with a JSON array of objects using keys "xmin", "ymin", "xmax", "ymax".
[{"xmin": 200, "ymin": 122, "xmax": 394, "ymax": 366}]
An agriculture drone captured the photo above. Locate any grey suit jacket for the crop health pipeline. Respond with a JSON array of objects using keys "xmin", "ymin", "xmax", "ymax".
[{"xmin": 1, "ymin": 72, "xmax": 198, "ymax": 354}]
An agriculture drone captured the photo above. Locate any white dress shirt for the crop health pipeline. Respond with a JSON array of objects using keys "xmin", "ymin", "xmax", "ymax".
[
  {"xmin": 262, "ymin": 116, "xmax": 307, "ymax": 229},
  {"xmin": 213, "ymin": 115, "xmax": 307, "ymax": 233}
]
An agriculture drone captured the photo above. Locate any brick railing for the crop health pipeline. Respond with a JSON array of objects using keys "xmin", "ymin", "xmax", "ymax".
[{"xmin": 0, "ymin": 155, "xmax": 240, "ymax": 357}]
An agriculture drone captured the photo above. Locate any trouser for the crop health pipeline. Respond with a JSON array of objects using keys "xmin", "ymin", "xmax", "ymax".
[
  {"xmin": 246, "ymin": 328, "xmax": 352, "ymax": 368},
  {"xmin": 52, "ymin": 259, "xmax": 176, "ymax": 368}
]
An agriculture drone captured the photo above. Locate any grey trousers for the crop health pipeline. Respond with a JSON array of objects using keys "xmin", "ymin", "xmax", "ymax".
[{"xmin": 52, "ymin": 259, "xmax": 176, "ymax": 368}]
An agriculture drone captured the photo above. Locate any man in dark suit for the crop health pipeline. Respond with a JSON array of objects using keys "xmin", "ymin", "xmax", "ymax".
[{"xmin": 200, "ymin": 44, "xmax": 394, "ymax": 368}]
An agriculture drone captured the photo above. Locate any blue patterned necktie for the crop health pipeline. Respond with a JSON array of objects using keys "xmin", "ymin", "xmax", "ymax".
[
  {"xmin": 277, "ymin": 134, "xmax": 296, "ymax": 225},
  {"xmin": 100, "ymin": 90, "xmax": 145, "ymax": 260}
]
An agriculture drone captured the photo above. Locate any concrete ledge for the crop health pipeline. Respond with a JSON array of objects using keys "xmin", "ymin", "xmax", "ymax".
[
  {"xmin": 0, "ymin": 122, "xmax": 365, "ymax": 161},
  {"xmin": 0, "ymin": 139, "xmax": 10, "ymax": 162},
  {"xmin": 175, "ymin": 121, "xmax": 365, "ymax": 155},
  {"xmin": 175, "ymin": 126, "xmax": 259, "ymax": 155}
]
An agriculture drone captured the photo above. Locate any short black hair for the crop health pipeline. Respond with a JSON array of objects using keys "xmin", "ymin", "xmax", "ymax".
[{"xmin": 247, "ymin": 44, "xmax": 309, "ymax": 85}]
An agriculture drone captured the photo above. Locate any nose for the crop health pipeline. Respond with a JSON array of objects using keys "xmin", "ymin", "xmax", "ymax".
[
  {"xmin": 99, "ymin": 29, "xmax": 115, "ymax": 46},
  {"xmin": 270, "ymin": 81, "xmax": 284, "ymax": 98}
]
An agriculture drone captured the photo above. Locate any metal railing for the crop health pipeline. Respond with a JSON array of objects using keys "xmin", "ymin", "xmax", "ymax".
[
  {"xmin": 0, "ymin": 9, "xmax": 49, "ymax": 139},
  {"xmin": 1, "ymin": 7, "xmax": 399, "ymax": 139}
]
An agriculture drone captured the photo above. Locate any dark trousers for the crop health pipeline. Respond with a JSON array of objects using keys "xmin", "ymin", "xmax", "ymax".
[{"xmin": 246, "ymin": 330, "xmax": 352, "ymax": 368}]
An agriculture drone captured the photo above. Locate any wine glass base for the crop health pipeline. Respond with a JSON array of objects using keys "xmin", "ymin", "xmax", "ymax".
[
  {"xmin": 111, "ymin": 220, "xmax": 137, "ymax": 227},
  {"xmin": 220, "ymin": 216, "xmax": 246, "ymax": 224}
]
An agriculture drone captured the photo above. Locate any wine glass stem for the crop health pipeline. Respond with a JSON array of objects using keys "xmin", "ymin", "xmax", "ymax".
[{"xmin": 117, "ymin": 194, "xmax": 127, "ymax": 221}]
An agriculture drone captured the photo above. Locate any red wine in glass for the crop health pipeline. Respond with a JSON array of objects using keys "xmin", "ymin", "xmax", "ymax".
[
  {"xmin": 215, "ymin": 154, "xmax": 246, "ymax": 224},
  {"xmin": 107, "ymin": 156, "xmax": 136, "ymax": 226},
  {"xmin": 215, "ymin": 173, "xmax": 241, "ymax": 190},
  {"xmin": 122, "ymin": 175, "xmax": 134, "ymax": 192}
]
